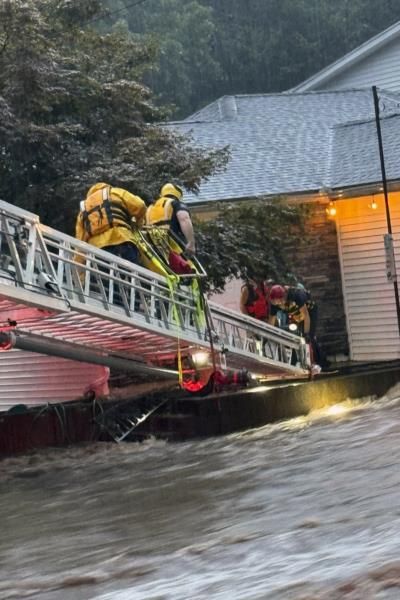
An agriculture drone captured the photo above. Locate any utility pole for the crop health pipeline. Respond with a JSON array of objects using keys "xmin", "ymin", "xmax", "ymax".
[{"xmin": 372, "ymin": 85, "xmax": 400, "ymax": 336}]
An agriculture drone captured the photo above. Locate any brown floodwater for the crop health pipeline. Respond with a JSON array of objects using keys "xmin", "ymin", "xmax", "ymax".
[{"xmin": 2, "ymin": 384, "xmax": 400, "ymax": 599}]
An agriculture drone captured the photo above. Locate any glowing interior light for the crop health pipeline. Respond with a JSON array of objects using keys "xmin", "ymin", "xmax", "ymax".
[
  {"xmin": 326, "ymin": 201, "xmax": 337, "ymax": 217},
  {"xmin": 288, "ymin": 323, "xmax": 298, "ymax": 332},
  {"xmin": 191, "ymin": 351, "xmax": 210, "ymax": 367}
]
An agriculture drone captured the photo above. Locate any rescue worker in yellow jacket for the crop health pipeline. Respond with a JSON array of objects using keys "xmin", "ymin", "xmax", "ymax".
[
  {"xmin": 146, "ymin": 183, "xmax": 196, "ymax": 255},
  {"xmin": 75, "ymin": 182, "xmax": 146, "ymax": 264}
]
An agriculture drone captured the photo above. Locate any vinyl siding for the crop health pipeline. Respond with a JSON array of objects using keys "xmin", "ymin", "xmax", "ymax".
[
  {"xmin": 321, "ymin": 37, "xmax": 400, "ymax": 92},
  {"xmin": 0, "ymin": 351, "xmax": 109, "ymax": 412},
  {"xmin": 336, "ymin": 193, "xmax": 400, "ymax": 360}
]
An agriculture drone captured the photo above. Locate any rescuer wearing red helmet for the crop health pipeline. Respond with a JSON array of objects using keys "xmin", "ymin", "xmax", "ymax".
[
  {"xmin": 268, "ymin": 284, "xmax": 326, "ymax": 366},
  {"xmin": 269, "ymin": 284, "xmax": 316, "ymax": 335}
]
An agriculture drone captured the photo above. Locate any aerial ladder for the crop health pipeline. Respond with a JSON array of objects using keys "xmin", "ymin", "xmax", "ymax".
[{"xmin": 0, "ymin": 199, "xmax": 311, "ymax": 400}]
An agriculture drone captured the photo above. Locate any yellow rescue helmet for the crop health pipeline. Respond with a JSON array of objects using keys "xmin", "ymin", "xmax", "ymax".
[
  {"xmin": 160, "ymin": 182, "xmax": 183, "ymax": 200},
  {"xmin": 86, "ymin": 182, "xmax": 109, "ymax": 197}
]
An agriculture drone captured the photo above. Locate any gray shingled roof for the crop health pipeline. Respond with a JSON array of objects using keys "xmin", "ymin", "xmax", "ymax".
[
  {"xmin": 331, "ymin": 113, "xmax": 400, "ymax": 188},
  {"xmin": 167, "ymin": 89, "xmax": 400, "ymax": 204}
]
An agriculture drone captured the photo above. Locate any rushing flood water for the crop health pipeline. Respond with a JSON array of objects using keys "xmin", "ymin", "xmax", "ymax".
[{"xmin": 2, "ymin": 386, "xmax": 400, "ymax": 599}]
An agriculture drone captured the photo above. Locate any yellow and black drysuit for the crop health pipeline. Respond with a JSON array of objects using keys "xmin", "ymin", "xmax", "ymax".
[
  {"xmin": 75, "ymin": 182, "xmax": 146, "ymax": 264},
  {"xmin": 144, "ymin": 183, "xmax": 196, "ymax": 274},
  {"xmin": 146, "ymin": 183, "xmax": 192, "ymax": 244}
]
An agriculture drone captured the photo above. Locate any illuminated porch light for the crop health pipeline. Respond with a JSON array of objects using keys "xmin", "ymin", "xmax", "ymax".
[
  {"xmin": 326, "ymin": 201, "xmax": 337, "ymax": 217},
  {"xmin": 369, "ymin": 198, "xmax": 378, "ymax": 210}
]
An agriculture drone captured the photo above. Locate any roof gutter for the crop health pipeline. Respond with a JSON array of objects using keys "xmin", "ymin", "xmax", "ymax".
[{"xmin": 190, "ymin": 179, "xmax": 400, "ymax": 212}]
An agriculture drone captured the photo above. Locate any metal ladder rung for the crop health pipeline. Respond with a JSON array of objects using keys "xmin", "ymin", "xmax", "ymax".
[{"xmin": 99, "ymin": 399, "xmax": 168, "ymax": 443}]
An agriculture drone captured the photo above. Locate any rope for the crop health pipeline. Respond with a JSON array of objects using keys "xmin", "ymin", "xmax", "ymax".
[
  {"xmin": 198, "ymin": 280, "xmax": 218, "ymax": 387},
  {"xmin": 177, "ymin": 336, "xmax": 183, "ymax": 387},
  {"xmin": 165, "ymin": 274, "xmax": 184, "ymax": 386}
]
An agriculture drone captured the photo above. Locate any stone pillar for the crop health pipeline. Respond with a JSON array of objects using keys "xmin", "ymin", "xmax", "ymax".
[{"xmin": 286, "ymin": 201, "xmax": 349, "ymax": 359}]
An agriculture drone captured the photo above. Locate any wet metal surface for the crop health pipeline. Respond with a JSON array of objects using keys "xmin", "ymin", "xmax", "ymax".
[{"xmin": 2, "ymin": 385, "xmax": 400, "ymax": 599}]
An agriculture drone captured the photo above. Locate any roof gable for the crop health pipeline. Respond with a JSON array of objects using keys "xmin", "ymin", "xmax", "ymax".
[{"xmin": 291, "ymin": 20, "xmax": 400, "ymax": 93}]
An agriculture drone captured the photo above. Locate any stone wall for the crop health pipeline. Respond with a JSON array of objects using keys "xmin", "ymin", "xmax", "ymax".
[
  {"xmin": 285, "ymin": 201, "xmax": 349, "ymax": 359},
  {"xmin": 195, "ymin": 199, "xmax": 349, "ymax": 360}
]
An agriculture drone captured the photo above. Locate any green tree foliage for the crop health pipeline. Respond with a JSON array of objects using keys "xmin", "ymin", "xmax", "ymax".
[
  {"xmin": 0, "ymin": 0, "xmax": 228, "ymax": 232},
  {"xmin": 195, "ymin": 200, "xmax": 308, "ymax": 292},
  {"xmin": 104, "ymin": 0, "xmax": 221, "ymax": 117},
  {"xmin": 104, "ymin": 0, "xmax": 400, "ymax": 117}
]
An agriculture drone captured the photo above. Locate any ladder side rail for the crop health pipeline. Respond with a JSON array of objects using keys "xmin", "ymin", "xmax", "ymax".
[
  {"xmin": 45, "ymin": 246, "xmax": 111, "ymax": 303},
  {"xmin": 230, "ymin": 324, "xmax": 240, "ymax": 348},
  {"xmin": 109, "ymin": 265, "xmax": 117, "ymax": 305},
  {"xmin": 0, "ymin": 200, "xmax": 40, "ymax": 223},
  {"xmin": 90, "ymin": 261, "xmax": 112, "ymax": 310},
  {"xmin": 83, "ymin": 256, "xmax": 92, "ymax": 298},
  {"xmin": 1, "ymin": 213, "xmax": 26, "ymax": 285},
  {"xmin": 137, "ymin": 283, "xmax": 152, "ymax": 321},
  {"xmin": 149, "ymin": 277, "xmax": 157, "ymax": 324},
  {"xmin": 25, "ymin": 224, "xmax": 38, "ymax": 283},
  {"xmin": 209, "ymin": 318, "xmax": 308, "ymax": 373},
  {"xmin": 129, "ymin": 274, "xmax": 138, "ymax": 315},
  {"xmin": 43, "ymin": 238, "xmax": 197, "ymax": 313},
  {"xmin": 209, "ymin": 301, "xmax": 302, "ymax": 339},
  {"xmin": 184, "ymin": 299, "xmax": 194, "ymax": 330},
  {"xmin": 34, "ymin": 226, "xmax": 65, "ymax": 297},
  {"xmin": 217, "ymin": 319, "xmax": 228, "ymax": 343},
  {"xmin": 41, "ymin": 225, "xmax": 170, "ymax": 284},
  {"xmin": 117, "ymin": 274, "xmax": 133, "ymax": 316},
  {"xmin": 210, "ymin": 302, "xmax": 304, "ymax": 346},
  {"xmin": 69, "ymin": 264, "xmax": 199, "ymax": 332},
  {"xmin": 41, "ymin": 226, "xmax": 198, "ymax": 304},
  {"xmin": 40, "ymin": 228, "xmax": 201, "ymax": 332},
  {"xmin": 43, "ymin": 235, "xmax": 81, "ymax": 300},
  {"xmin": 56, "ymin": 243, "xmax": 68, "ymax": 294},
  {"xmin": 209, "ymin": 306, "xmax": 308, "ymax": 369},
  {"xmin": 44, "ymin": 243, "xmax": 153, "ymax": 312},
  {"xmin": 210, "ymin": 310, "xmax": 300, "ymax": 347},
  {"xmin": 0, "ymin": 203, "xmax": 116, "ymax": 301},
  {"xmin": 85, "ymin": 255, "xmax": 112, "ymax": 307},
  {"xmin": 55, "ymin": 243, "xmax": 94, "ymax": 299},
  {"xmin": 159, "ymin": 294, "xmax": 170, "ymax": 327}
]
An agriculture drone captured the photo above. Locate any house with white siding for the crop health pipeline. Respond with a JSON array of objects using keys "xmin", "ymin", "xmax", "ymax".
[
  {"xmin": 292, "ymin": 20, "xmax": 400, "ymax": 93},
  {"xmin": 168, "ymin": 88, "xmax": 400, "ymax": 363}
]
